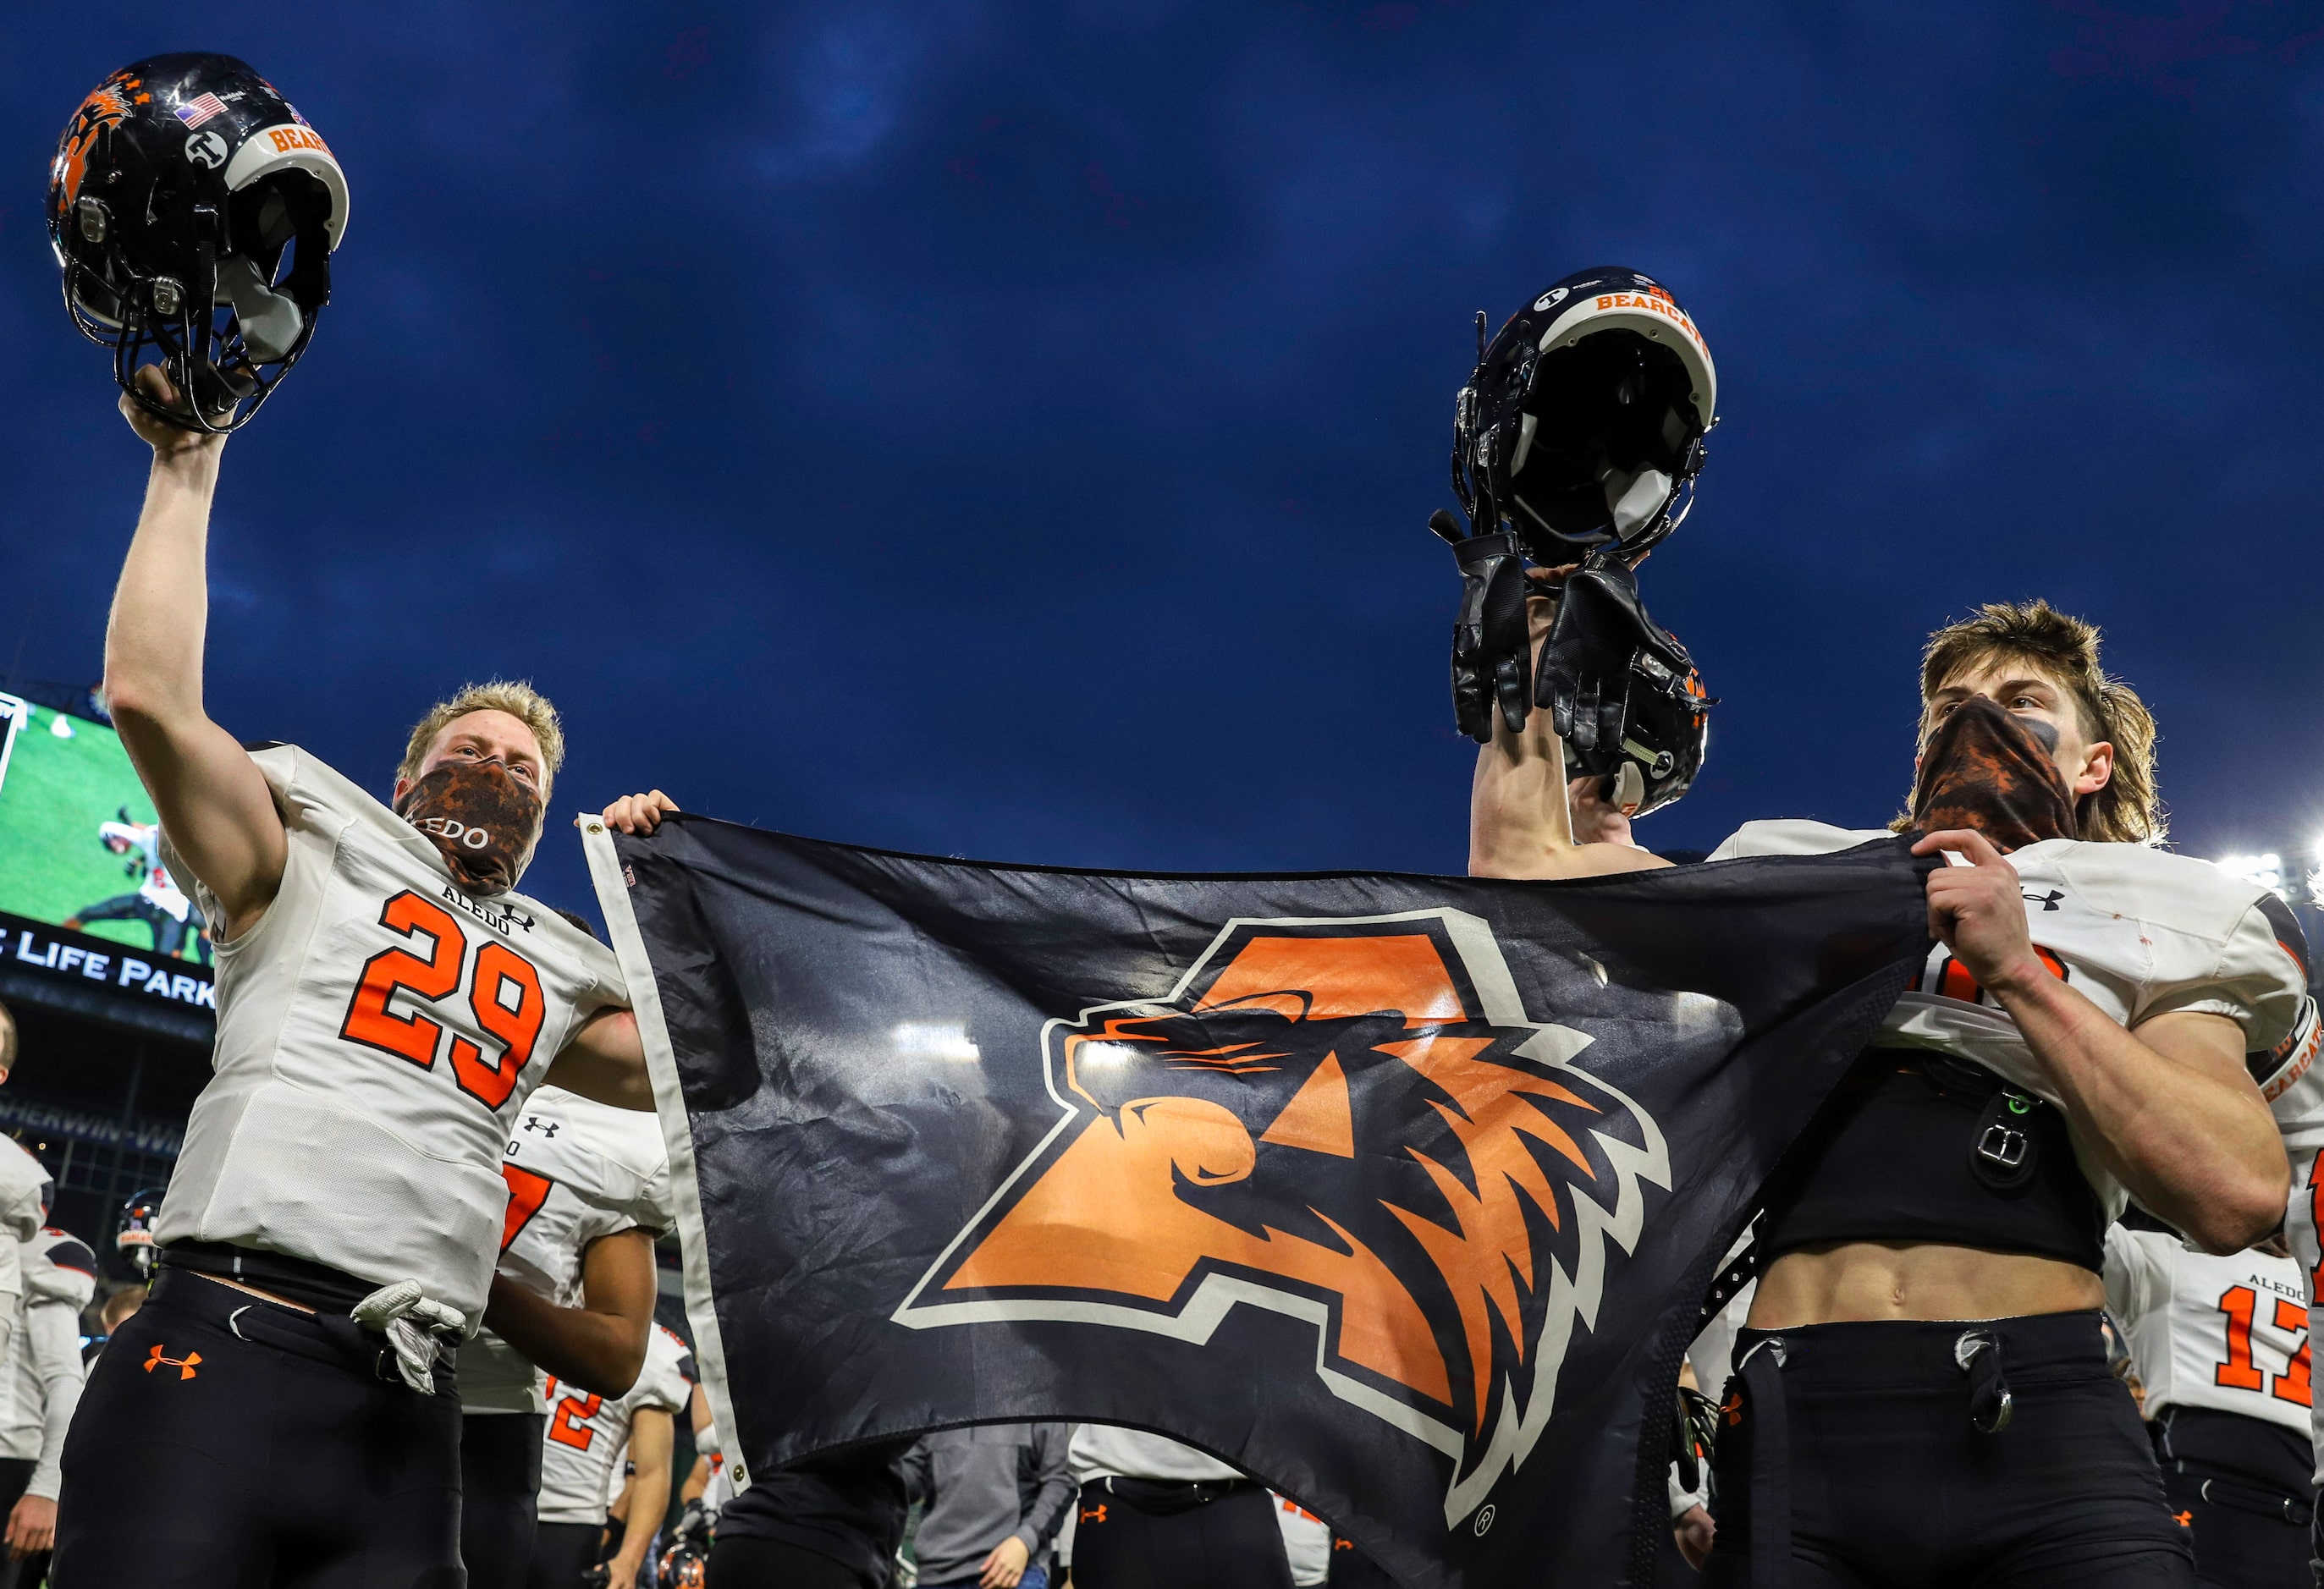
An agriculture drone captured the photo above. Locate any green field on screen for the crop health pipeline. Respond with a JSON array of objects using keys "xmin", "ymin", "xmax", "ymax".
[{"xmin": 0, "ymin": 697, "xmax": 189, "ymax": 954}]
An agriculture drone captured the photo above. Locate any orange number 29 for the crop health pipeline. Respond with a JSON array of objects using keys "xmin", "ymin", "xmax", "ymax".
[{"xmin": 338, "ymin": 891, "xmax": 545, "ymax": 1110}]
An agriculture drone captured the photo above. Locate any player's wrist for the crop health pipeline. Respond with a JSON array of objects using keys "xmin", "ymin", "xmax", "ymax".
[{"xmin": 1981, "ymin": 951, "xmax": 2062, "ymax": 1007}]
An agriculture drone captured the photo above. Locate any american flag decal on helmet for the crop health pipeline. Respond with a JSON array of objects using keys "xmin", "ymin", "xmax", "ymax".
[{"xmin": 173, "ymin": 92, "xmax": 227, "ymax": 128}]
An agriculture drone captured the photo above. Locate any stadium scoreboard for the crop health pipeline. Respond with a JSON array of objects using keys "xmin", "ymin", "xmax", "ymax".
[{"xmin": 0, "ymin": 693, "xmax": 214, "ymax": 1042}]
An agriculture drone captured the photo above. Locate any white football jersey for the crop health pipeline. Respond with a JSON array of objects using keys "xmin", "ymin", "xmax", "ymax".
[
  {"xmin": 1709, "ymin": 824, "xmax": 2306, "ymax": 1218},
  {"xmin": 157, "ymin": 745, "xmax": 629, "ymax": 1324},
  {"xmin": 1275, "ymin": 1495, "xmax": 1331, "ymax": 1587},
  {"xmin": 0, "ymin": 1227, "xmax": 93, "ymax": 1502},
  {"xmin": 459, "ymin": 1086, "xmax": 673, "ymax": 1415},
  {"xmin": 537, "ymin": 1322, "xmax": 695, "ymax": 1526},
  {"xmin": 1068, "ymin": 1426, "xmax": 1241, "ymax": 1483},
  {"xmin": 2105, "ymin": 1226, "xmax": 2310, "ymax": 1436},
  {"xmin": 2265, "ymin": 1001, "xmax": 2324, "ymax": 1483}
]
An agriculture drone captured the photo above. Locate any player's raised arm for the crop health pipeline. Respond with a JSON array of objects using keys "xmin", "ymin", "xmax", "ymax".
[
  {"xmin": 1468, "ymin": 583, "xmax": 1672, "ymax": 881},
  {"xmin": 101, "ymin": 366, "xmax": 286, "ymax": 941}
]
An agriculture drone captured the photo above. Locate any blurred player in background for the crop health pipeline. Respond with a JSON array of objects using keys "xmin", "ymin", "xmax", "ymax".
[
  {"xmin": 1067, "ymin": 1428, "xmax": 1293, "ymax": 1589},
  {"xmin": 531, "ymin": 1322, "xmax": 694, "ymax": 1589},
  {"xmin": 0, "ymin": 1225, "xmax": 95, "ymax": 1585},
  {"xmin": 2105, "ymin": 1217, "xmax": 2311, "ymax": 1585},
  {"xmin": 62, "ymin": 815, "xmax": 207, "ymax": 962},
  {"xmin": 463, "ymin": 1080, "xmax": 671, "ymax": 1587}
]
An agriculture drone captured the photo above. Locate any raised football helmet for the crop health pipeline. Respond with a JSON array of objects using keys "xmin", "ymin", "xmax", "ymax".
[
  {"xmin": 47, "ymin": 54, "xmax": 349, "ymax": 432},
  {"xmin": 1450, "ymin": 266, "xmax": 1715, "ymax": 564},
  {"xmin": 117, "ymin": 1185, "xmax": 167, "ymax": 1279}
]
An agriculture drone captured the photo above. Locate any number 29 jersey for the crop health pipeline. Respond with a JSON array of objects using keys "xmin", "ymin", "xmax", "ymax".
[{"xmin": 157, "ymin": 745, "xmax": 630, "ymax": 1326}]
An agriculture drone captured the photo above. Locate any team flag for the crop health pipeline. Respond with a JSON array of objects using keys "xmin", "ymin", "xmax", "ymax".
[{"xmin": 584, "ymin": 816, "xmax": 1932, "ymax": 1588}]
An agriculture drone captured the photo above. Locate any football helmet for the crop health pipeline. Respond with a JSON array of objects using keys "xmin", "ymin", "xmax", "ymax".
[
  {"xmin": 117, "ymin": 1185, "xmax": 167, "ymax": 1279},
  {"xmin": 1450, "ymin": 266, "xmax": 1715, "ymax": 564},
  {"xmin": 47, "ymin": 54, "xmax": 349, "ymax": 432}
]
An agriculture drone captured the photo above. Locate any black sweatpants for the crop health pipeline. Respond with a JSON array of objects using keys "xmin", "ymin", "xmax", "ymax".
[
  {"xmin": 1703, "ymin": 1311, "xmax": 2195, "ymax": 1588},
  {"xmin": 526, "ymin": 1520, "xmax": 606, "ymax": 1589},
  {"xmin": 51, "ymin": 1267, "xmax": 464, "ymax": 1588},
  {"xmin": 463, "ymin": 1411, "xmax": 548, "ymax": 1589},
  {"xmin": 1069, "ymin": 1479, "xmax": 1295, "ymax": 1589}
]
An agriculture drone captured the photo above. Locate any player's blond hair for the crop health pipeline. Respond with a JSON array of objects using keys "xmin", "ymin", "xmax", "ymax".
[
  {"xmin": 0, "ymin": 1001, "xmax": 14, "ymax": 1075},
  {"xmin": 397, "ymin": 681, "xmax": 566, "ymax": 800},
  {"xmin": 1903, "ymin": 601, "xmax": 2162, "ymax": 844}
]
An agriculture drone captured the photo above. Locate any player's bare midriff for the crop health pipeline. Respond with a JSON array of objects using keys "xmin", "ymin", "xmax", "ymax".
[{"xmin": 1749, "ymin": 1240, "xmax": 2104, "ymax": 1328}]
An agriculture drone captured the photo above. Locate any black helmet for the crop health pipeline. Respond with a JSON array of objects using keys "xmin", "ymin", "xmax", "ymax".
[
  {"xmin": 1451, "ymin": 267, "xmax": 1715, "ymax": 564},
  {"xmin": 48, "ymin": 54, "xmax": 349, "ymax": 432}
]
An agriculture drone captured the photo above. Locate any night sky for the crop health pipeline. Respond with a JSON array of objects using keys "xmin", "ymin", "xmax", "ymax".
[{"xmin": 6, "ymin": 3, "xmax": 2321, "ymax": 925}]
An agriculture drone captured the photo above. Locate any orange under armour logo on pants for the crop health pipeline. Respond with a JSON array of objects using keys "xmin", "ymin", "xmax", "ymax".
[
  {"xmin": 1081, "ymin": 1504, "xmax": 1108, "ymax": 1526},
  {"xmin": 143, "ymin": 1343, "xmax": 201, "ymax": 1380}
]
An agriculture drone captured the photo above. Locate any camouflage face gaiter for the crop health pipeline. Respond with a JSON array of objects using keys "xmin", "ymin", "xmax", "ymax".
[
  {"xmin": 1908, "ymin": 695, "xmax": 2078, "ymax": 853},
  {"xmin": 395, "ymin": 760, "xmax": 542, "ymax": 896}
]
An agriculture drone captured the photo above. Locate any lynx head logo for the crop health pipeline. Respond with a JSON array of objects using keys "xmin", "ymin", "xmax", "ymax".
[{"xmin": 894, "ymin": 909, "xmax": 1669, "ymax": 1526}]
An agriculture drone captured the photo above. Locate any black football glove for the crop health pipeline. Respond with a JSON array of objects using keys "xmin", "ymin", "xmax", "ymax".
[
  {"xmin": 1534, "ymin": 551, "xmax": 1650, "ymax": 757},
  {"xmin": 1436, "ymin": 510, "xmax": 1534, "ymax": 743}
]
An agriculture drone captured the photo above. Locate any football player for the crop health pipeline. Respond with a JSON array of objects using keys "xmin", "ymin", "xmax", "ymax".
[
  {"xmin": 1066, "ymin": 1428, "xmax": 1295, "ymax": 1589},
  {"xmin": 2104, "ymin": 1218, "xmax": 2311, "ymax": 1586},
  {"xmin": 0, "ymin": 1225, "xmax": 96, "ymax": 1583},
  {"xmin": 2254, "ymin": 996, "xmax": 2324, "ymax": 1579},
  {"xmin": 49, "ymin": 368, "xmax": 680, "ymax": 1586},
  {"xmin": 464, "ymin": 1081, "xmax": 673, "ymax": 1587},
  {"xmin": 0, "ymin": 1010, "xmax": 71, "ymax": 1373},
  {"xmin": 531, "ymin": 1322, "xmax": 695, "ymax": 1589},
  {"xmin": 1469, "ymin": 598, "xmax": 2303, "ymax": 1584}
]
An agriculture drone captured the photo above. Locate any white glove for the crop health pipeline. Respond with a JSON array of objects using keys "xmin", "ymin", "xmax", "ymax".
[{"xmin": 351, "ymin": 1280, "xmax": 467, "ymax": 1394}]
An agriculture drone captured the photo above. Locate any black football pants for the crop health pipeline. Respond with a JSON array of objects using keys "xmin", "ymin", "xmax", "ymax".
[
  {"xmin": 1069, "ymin": 1480, "xmax": 1295, "ymax": 1589},
  {"xmin": 52, "ymin": 1268, "xmax": 464, "ymax": 1588},
  {"xmin": 524, "ymin": 1521, "xmax": 606, "ymax": 1589},
  {"xmin": 1703, "ymin": 1311, "xmax": 2195, "ymax": 1587},
  {"xmin": 462, "ymin": 1411, "xmax": 548, "ymax": 1589}
]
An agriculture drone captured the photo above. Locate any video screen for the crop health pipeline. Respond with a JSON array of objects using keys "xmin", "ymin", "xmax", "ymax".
[{"xmin": 0, "ymin": 693, "xmax": 212, "ymax": 966}]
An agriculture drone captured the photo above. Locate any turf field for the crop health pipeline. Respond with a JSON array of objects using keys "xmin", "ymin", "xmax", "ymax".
[{"xmin": 0, "ymin": 696, "xmax": 199, "ymax": 955}]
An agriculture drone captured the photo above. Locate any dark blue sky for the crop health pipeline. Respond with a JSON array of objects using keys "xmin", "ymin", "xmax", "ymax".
[{"xmin": 7, "ymin": 2, "xmax": 2322, "ymax": 919}]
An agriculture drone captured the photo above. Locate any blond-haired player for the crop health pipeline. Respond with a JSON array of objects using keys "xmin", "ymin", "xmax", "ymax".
[
  {"xmin": 52, "ymin": 367, "xmax": 681, "ymax": 1587},
  {"xmin": 1473, "ymin": 597, "xmax": 2303, "ymax": 1586}
]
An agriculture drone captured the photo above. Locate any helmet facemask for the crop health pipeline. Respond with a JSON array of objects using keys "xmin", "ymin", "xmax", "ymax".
[{"xmin": 66, "ymin": 168, "xmax": 333, "ymax": 432}]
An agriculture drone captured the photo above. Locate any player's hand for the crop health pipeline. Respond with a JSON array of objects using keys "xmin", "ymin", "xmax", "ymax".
[
  {"xmin": 1673, "ymin": 1504, "xmax": 1714, "ymax": 1570},
  {"xmin": 978, "ymin": 1536, "xmax": 1031, "ymax": 1589},
  {"xmin": 1911, "ymin": 828, "xmax": 2045, "ymax": 995},
  {"xmin": 602, "ymin": 790, "xmax": 680, "ymax": 836},
  {"xmin": 1567, "ymin": 774, "xmax": 1637, "ymax": 847},
  {"xmin": 1449, "ymin": 528, "xmax": 1533, "ymax": 742},
  {"xmin": 6, "ymin": 1493, "xmax": 55, "ymax": 1559},
  {"xmin": 118, "ymin": 366, "xmax": 227, "ymax": 459}
]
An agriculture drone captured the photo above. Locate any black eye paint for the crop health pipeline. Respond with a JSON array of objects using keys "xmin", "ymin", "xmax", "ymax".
[{"xmin": 2012, "ymin": 713, "xmax": 2060, "ymax": 758}]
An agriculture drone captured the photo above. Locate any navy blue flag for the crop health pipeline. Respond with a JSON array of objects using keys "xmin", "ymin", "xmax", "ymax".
[{"xmin": 584, "ymin": 816, "xmax": 1932, "ymax": 1589}]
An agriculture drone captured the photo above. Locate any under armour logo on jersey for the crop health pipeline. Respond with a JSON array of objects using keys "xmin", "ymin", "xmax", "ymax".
[
  {"xmin": 143, "ymin": 1344, "xmax": 201, "ymax": 1380},
  {"xmin": 521, "ymin": 1116, "xmax": 560, "ymax": 1137},
  {"xmin": 2022, "ymin": 889, "xmax": 2063, "ymax": 911}
]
